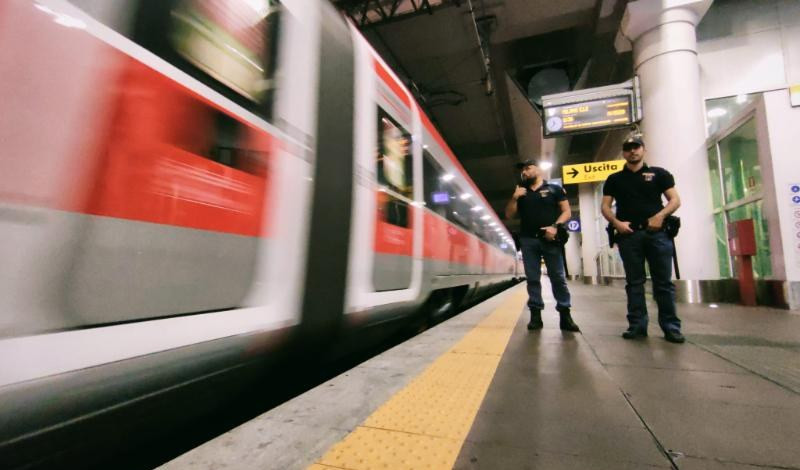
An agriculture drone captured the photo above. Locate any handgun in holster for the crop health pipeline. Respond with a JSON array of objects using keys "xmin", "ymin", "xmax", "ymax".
[{"xmin": 606, "ymin": 224, "xmax": 616, "ymax": 248}]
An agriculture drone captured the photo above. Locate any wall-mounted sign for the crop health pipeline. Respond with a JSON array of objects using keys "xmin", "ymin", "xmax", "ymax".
[
  {"xmin": 790, "ymin": 184, "xmax": 800, "ymax": 266},
  {"xmin": 542, "ymin": 77, "xmax": 642, "ymax": 138},
  {"xmin": 791, "ymin": 184, "xmax": 800, "ymax": 206},
  {"xmin": 562, "ymin": 160, "xmax": 625, "ymax": 184},
  {"xmin": 544, "ymin": 96, "xmax": 632, "ymax": 136},
  {"xmin": 791, "ymin": 85, "xmax": 800, "ymax": 107},
  {"xmin": 566, "ymin": 219, "xmax": 581, "ymax": 232}
]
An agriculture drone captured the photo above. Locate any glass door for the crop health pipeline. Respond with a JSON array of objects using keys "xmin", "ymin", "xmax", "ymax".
[
  {"xmin": 706, "ymin": 116, "xmax": 772, "ymax": 279},
  {"xmin": 707, "ymin": 144, "xmax": 732, "ymax": 277}
]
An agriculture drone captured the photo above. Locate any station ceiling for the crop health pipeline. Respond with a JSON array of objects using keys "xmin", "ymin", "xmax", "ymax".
[{"xmin": 331, "ymin": 0, "xmax": 634, "ymax": 224}]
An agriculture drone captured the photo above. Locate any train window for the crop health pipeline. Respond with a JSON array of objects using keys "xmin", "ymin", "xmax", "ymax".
[
  {"xmin": 474, "ymin": 220, "xmax": 490, "ymax": 243},
  {"xmin": 422, "ymin": 151, "xmax": 481, "ymax": 233},
  {"xmin": 423, "ymin": 151, "xmax": 450, "ymax": 218},
  {"xmin": 168, "ymin": 0, "xmax": 279, "ymax": 104},
  {"xmin": 448, "ymin": 183, "xmax": 473, "ymax": 231},
  {"xmin": 72, "ymin": 0, "xmax": 281, "ymax": 119},
  {"xmin": 376, "ymin": 108, "xmax": 413, "ymax": 227},
  {"xmin": 209, "ymin": 111, "xmax": 268, "ymax": 175}
]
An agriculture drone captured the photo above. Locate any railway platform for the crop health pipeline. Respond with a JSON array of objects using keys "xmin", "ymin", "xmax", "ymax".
[{"xmin": 158, "ymin": 282, "xmax": 800, "ymax": 470}]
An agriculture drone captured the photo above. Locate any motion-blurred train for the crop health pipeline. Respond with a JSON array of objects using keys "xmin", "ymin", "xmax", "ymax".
[{"xmin": 0, "ymin": 0, "xmax": 520, "ymax": 463}]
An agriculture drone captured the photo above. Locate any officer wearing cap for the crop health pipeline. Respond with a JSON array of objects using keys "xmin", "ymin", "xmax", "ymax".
[
  {"xmin": 505, "ymin": 159, "xmax": 580, "ymax": 332},
  {"xmin": 601, "ymin": 136, "xmax": 685, "ymax": 343}
]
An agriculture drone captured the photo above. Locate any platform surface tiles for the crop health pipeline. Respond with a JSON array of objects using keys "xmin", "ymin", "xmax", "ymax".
[{"xmin": 159, "ymin": 282, "xmax": 800, "ymax": 470}]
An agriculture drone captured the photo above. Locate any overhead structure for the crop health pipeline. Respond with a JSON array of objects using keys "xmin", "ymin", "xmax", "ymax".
[
  {"xmin": 329, "ymin": 0, "xmax": 629, "ymax": 223},
  {"xmin": 332, "ymin": 0, "xmax": 452, "ymax": 28}
]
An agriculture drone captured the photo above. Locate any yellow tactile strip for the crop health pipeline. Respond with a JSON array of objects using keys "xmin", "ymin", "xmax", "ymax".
[{"xmin": 309, "ymin": 287, "xmax": 527, "ymax": 470}]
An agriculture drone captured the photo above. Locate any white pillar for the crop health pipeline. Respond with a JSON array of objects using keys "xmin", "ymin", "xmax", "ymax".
[
  {"xmin": 564, "ymin": 236, "xmax": 582, "ymax": 277},
  {"xmin": 578, "ymin": 183, "xmax": 599, "ymax": 277},
  {"xmin": 616, "ymin": 0, "xmax": 719, "ymax": 280}
]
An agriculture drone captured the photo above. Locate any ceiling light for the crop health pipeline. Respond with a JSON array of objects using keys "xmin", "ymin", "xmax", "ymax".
[
  {"xmin": 480, "ymin": 215, "xmax": 491, "ymax": 220},
  {"xmin": 539, "ymin": 161, "xmax": 553, "ymax": 171},
  {"xmin": 441, "ymin": 173, "xmax": 455, "ymax": 182},
  {"xmin": 707, "ymin": 108, "xmax": 727, "ymax": 118},
  {"xmin": 460, "ymin": 193, "xmax": 471, "ymax": 200}
]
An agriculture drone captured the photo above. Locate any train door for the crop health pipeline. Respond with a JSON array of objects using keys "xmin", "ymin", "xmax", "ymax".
[{"xmin": 344, "ymin": 40, "xmax": 424, "ymax": 319}]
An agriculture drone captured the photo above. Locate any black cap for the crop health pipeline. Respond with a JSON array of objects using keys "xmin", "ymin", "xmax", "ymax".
[
  {"xmin": 515, "ymin": 159, "xmax": 537, "ymax": 169},
  {"xmin": 623, "ymin": 136, "xmax": 644, "ymax": 148}
]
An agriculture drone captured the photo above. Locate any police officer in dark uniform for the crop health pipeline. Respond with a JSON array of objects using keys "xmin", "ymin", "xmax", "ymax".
[
  {"xmin": 505, "ymin": 160, "xmax": 580, "ymax": 332},
  {"xmin": 601, "ymin": 136, "xmax": 685, "ymax": 343}
]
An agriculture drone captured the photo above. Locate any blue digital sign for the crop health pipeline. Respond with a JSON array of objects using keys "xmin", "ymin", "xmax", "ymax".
[{"xmin": 431, "ymin": 191, "xmax": 450, "ymax": 204}]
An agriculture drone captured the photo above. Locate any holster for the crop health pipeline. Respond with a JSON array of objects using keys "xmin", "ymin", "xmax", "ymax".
[
  {"xmin": 554, "ymin": 225, "xmax": 569, "ymax": 245},
  {"xmin": 606, "ymin": 215, "xmax": 680, "ymax": 247},
  {"xmin": 606, "ymin": 224, "xmax": 616, "ymax": 248},
  {"xmin": 663, "ymin": 215, "xmax": 681, "ymax": 238}
]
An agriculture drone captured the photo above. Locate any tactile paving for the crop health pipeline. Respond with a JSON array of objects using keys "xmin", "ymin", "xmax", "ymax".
[
  {"xmin": 413, "ymin": 352, "xmax": 500, "ymax": 389},
  {"xmin": 450, "ymin": 328, "xmax": 514, "ymax": 355},
  {"xmin": 309, "ymin": 288, "xmax": 527, "ymax": 470},
  {"xmin": 476, "ymin": 312, "xmax": 521, "ymax": 329},
  {"xmin": 318, "ymin": 427, "xmax": 461, "ymax": 470},
  {"xmin": 363, "ymin": 382, "xmax": 489, "ymax": 439}
]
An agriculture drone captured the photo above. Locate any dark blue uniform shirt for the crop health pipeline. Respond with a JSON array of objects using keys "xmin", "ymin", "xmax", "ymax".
[
  {"xmin": 516, "ymin": 181, "xmax": 566, "ymax": 238},
  {"xmin": 603, "ymin": 164, "xmax": 675, "ymax": 226}
]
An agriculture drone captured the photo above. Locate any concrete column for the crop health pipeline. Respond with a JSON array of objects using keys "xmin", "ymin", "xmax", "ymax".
[
  {"xmin": 564, "ymin": 236, "xmax": 582, "ymax": 278},
  {"xmin": 578, "ymin": 183, "xmax": 599, "ymax": 277},
  {"xmin": 616, "ymin": 0, "xmax": 719, "ymax": 280}
]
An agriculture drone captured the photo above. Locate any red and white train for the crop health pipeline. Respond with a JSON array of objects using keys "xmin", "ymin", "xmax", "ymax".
[{"xmin": 0, "ymin": 0, "xmax": 519, "ymax": 460}]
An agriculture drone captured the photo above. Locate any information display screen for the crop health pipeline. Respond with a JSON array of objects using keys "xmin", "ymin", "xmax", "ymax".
[{"xmin": 543, "ymin": 96, "xmax": 632, "ymax": 137}]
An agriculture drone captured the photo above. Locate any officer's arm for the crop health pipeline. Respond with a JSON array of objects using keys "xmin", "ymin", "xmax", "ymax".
[
  {"xmin": 603, "ymin": 195, "xmax": 634, "ymax": 233},
  {"xmin": 555, "ymin": 200, "xmax": 571, "ymax": 225},
  {"xmin": 600, "ymin": 196, "xmax": 616, "ymax": 223},
  {"xmin": 656, "ymin": 187, "xmax": 681, "ymax": 217},
  {"xmin": 505, "ymin": 186, "xmax": 526, "ymax": 219},
  {"xmin": 505, "ymin": 197, "xmax": 517, "ymax": 220}
]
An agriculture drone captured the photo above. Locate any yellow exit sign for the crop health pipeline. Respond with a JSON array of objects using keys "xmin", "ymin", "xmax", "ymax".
[
  {"xmin": 791, "ymin": 85, "xmax": 800, "ymax": 107},
  {"xmin": 563, "ymin": 160, "xmax": 625, "ymax": 184}
]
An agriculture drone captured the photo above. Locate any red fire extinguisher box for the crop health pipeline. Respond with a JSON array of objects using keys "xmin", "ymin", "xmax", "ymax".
[
  {"xmin": 727, "ymin": 219, "xmax": 756, "ymax": 256},
  {"xmin": 727, "ymin": 219, "xmax": 757, "ymax": 306}
]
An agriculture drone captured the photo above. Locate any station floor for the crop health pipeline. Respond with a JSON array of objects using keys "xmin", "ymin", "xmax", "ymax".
[{"xmin": 158, "ymin": 281, "xmax": 800, "ymax": 470}]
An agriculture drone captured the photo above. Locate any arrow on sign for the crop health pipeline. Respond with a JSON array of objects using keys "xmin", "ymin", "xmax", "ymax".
[{"xmin": 568, "ymin": 168, "xmax": 579, "ymax": 178}]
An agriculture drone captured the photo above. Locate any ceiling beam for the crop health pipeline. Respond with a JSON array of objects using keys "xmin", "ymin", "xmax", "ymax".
[{"xmin": 332, "ymin": 0, "xmax": 455, "ymax": 29}]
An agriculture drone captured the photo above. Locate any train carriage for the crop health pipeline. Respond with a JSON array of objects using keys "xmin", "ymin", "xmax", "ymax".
[{"xmin": 0, "ymin": 0, "xmax": 518, "ymax": 464}]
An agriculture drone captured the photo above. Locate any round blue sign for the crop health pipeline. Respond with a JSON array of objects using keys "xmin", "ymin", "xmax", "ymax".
[
  {"xmin": 567, "ymin": 220, "xmax": 581, "ymax": 232},
  {"xmin": 793, "ymin": 195, "xmax": 800, "ymax": 204},
  {"xmin": 791, "ymin": 185, "xmax": 800, "ymax": 193}
]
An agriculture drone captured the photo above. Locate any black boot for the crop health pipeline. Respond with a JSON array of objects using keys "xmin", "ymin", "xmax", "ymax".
[
  {"xmin": 527, "ymin": 309, "xmax": 543, "ymax": 330},
  {"xmin": 558, "ymin": 308, "xmax": 580, "ymax": 332}
]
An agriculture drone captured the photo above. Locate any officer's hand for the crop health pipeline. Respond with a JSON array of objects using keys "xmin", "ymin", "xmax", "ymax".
[
  {"xmin": 541, "ymin": 226, "xmax": 557, "ymax": 241},
  {"xmin": 647, "ymin": 214, "xmax": 664, "ymax": 231},
  {"xmin": 513, "ymin": 186, "xmax": 527, "ymax": 200},
  {"xmin": 614, "ymin": 220, "xmax": 634, "ymax": 234}
]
